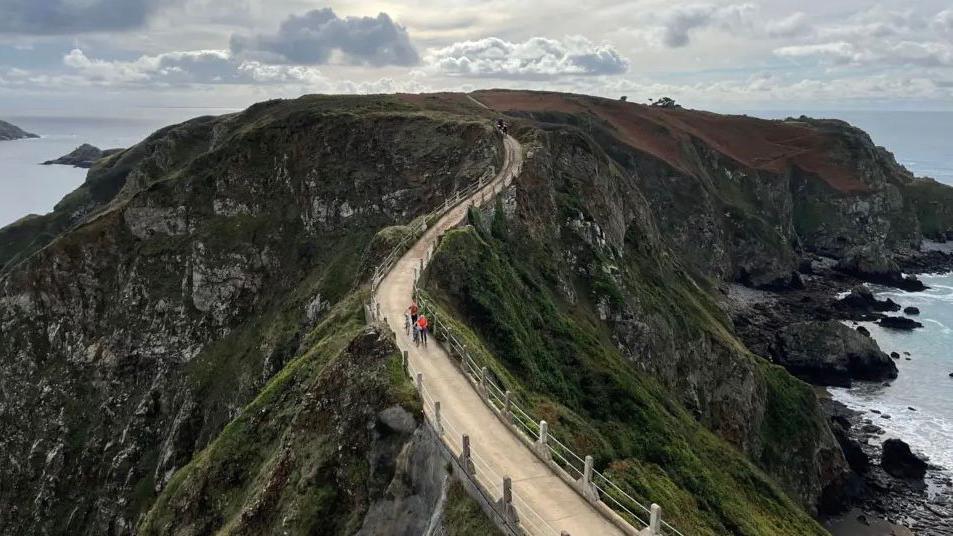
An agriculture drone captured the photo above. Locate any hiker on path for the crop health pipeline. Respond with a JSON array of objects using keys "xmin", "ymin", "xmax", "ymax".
[
  {"xmin": 417, "ymin": 314, "xmax": 429, "ymax": 347},
  {"xmin": 412, "ymin": 321, "xmax": 421, "ymax": 346},
  {"xmin": 408, "ymin": 302, "xmax": 419, "ymax": 326}
]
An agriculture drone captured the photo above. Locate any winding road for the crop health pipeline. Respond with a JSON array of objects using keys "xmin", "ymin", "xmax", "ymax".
[{"xmin": 375, "ymin": 132, "xmax": 626, "ymax": 536}]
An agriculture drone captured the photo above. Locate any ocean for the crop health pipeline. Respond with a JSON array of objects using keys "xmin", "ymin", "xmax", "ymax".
[
  {"xmin": 1, "ymin": 107, "xmax": 952, "ymax": 470},
  {"xmin": 833, "ymin": 276, "xmax": 953, "ymax": 473}
]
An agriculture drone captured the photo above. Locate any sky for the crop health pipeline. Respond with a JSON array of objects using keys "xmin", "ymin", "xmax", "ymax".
[{"xmin": 0, "ymin": 0, "xmax": 952, "ymax": 115}]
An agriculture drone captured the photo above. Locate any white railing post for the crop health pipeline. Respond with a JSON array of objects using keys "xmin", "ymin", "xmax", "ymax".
[
  {"xmin": 578, "ymin": 455, "xmax": 599, "ymax": 502},
  {"xmin": 498, "ymin": 476, "xmax": 519, "ymax": 526},
  {"xmin": 480, "ymin": 366, "xmax": 489, "ymax": 395},
  {"xmin": 416, "ymin": 372, "xmax": 423, "ymax": 392},
  {"xmin": 503, "ymin": 390, "xmax": 513, "ymax": 424},
  {"xmin": 649, "ymin": 503, "xmax": 661, "ymax": 535},
  {"xmin": 434, "ymin": 401, "xmax": 444, "ymax": 435},
  {"xmin": 419, "ymin": 258, "xmax": 424, "ymax": 272},
  {"xmin": 534, "ymin": 420, "xmax": 552, "ymax": 461},
  {"xmin": 459, "ymin": 434, "xmax": 476, "ymax": 475},
  {"xmin": 375, "ymin": 302, "xmax": 381, "ymax": 320}
]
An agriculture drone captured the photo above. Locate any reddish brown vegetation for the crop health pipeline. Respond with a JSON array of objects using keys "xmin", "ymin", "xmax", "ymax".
[{"xmin": 472, "ymin": 89, "xmax": 869, "ymax": 193}]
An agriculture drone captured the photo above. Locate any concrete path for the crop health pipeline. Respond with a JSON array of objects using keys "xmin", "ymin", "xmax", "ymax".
[{"xmin": 376, "ymin": 133, "xmax": 625, "ymax": 536}]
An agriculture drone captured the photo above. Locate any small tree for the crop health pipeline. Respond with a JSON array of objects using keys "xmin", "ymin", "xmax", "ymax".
[{"xmin": 620, "ymin": 96, "xmax": 627, "ymax": 101}]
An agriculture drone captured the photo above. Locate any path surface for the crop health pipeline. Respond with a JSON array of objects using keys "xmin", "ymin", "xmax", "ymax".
[{"xmin": 376, "ymin": 133, "xmax": 625, "ymax": 536}]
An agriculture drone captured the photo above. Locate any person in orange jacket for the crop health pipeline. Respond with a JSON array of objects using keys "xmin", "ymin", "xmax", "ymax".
[{"xmin": 417, "ymin": 314, "xmax": 429, "ymax": 347}]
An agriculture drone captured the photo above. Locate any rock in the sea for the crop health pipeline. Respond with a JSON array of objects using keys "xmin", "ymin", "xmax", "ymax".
[
  {"xmin": 881, "ymin": 438, "xmax": 928, "ymax": 480},
  {"xmin": 878, "ymin": 316, "xmax": 923, "ymax": 330},
  {"xmin": 775, "ymin": 320, "xmax": 898, "ymax": 387},
  {"xmin": 42, "ymin": 143, "xmax": 121, "ymax": 168},
  {"xmin": 0, "ymin": 119, "xmax": 38, "ymax": 141},
  {"xmin": 839, "ymin": 286, "xmax": 902, "ymax": 313},
  {"xmin": 857, "ymin": 325, "xmax": 871, "ymax": 337},
  {"xmin": 890, "ymin": 351, "xmax": 900, "ymax": 359},
  {"xmin": 904, "ymin": 306, "xmax": 920, "ymax": 315}
]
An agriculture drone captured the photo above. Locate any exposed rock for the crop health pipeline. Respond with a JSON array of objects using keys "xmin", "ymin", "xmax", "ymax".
[
  {"xmin": 775, "ymin": 320, "xmax": 898, "ymax": 386},
  {"xmin": 42, "ymin": 143, "xmax": 122, "ymax": 168},
  {"xmin": 903, "ymin": 306, "xmax": 920, "ymax": 315},
  {"xmin": 0, "ymin": 119, "xmax": 38, "ymax": 141},
  {"xmin": 878, "ymin": 316, "xmax": 923, "ymax": 330},
  {"xmin": 890, "ymin": 352, "xmax": 900, "ymax": 359},
  {"xmin": 857, "ymin": 325, "xmax": 871, "ymax": 337},
  {"xmin": 881, "ymin": 439, "xmax": 928, "ymax": 480},
  {"xmin": 839, "ymin": 286, "xmax": 901, "ymax": 313}
]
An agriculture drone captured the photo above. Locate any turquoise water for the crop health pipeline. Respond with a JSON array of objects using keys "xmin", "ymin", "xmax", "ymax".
[{"xmin": 831, "ymin": 273, "xmax": 953, "ymax": 470}]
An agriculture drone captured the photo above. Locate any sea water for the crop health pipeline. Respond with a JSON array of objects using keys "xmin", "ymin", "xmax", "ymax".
[{"xmin": 831, "ymin": 274, "xmax": 953, "ymax": 471}]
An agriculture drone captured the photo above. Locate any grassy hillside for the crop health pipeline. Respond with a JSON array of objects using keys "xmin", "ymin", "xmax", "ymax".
[{"xmin": 420, "ymin": 206, "xmax": 828, "ymax": 535}]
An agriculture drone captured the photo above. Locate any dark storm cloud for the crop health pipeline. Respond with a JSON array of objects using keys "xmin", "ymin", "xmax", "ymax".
[
  {"xmin": 230, "ymin": 8, "xmax": 419, "ymax": 66},
  {"xmin": 0, "ymin": 0, "xmax": 162, "ymax": 34}
]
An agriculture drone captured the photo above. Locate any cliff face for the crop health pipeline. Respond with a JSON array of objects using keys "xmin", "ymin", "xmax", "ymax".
[
  {"xmin": 422, "ymin": 122, "xmax": 841, "ymax": 534},
  {"xmin": 0, "ymin": 95, "xmax": 499, "ymax": 534},
  {"xmin": 473, "ymin": 91, "xmax": 944, "ymax": 288},
  {"xmin": 0, "ymin": 119, "xmax": 38, "ymax": 141},
  {"xmin": 4, "ymin": 90, "xmax": 950, "ymax": 535}
]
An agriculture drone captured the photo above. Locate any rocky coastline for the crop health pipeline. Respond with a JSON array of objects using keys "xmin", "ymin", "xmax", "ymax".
[
  {"xmin": 0, "ymin": 119, "xmax": 38, "ymax": 141},
  {"xmin": 41, "ymin": 143, "xmax": 122, "ymax": 168},
  {"xmin": 725, "ymin": 249, "xmax": 953, "ymax": 533}
]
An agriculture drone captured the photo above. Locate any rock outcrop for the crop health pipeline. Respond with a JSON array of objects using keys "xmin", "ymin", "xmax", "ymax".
[
  {"xmin": 881, "ymin": 439, "xmax": 928, "ymax": 480},
  {"xmin": 775, "ymin": 321, "xmax": 898, "ymax": 387},
  {"xmin": 42, "ymin": 143, "xmax": 122, "ymax": 168},
  {"xmin": 0, "ymin": 119, "xmax": 38, "ymax": 141},
  {"xmin": 0, "ymin": 94, "xmax": 501, "ymax": 535}
]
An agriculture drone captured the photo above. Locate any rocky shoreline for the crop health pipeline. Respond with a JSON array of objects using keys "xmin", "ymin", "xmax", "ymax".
[{"xmin": 724, "ymin": 249, "xmax": 953, "ymax": 533}]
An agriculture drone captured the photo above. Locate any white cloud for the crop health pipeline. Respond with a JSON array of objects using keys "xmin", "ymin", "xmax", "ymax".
[
  {"xmin": 230, "ymin": 8, "xmax": 419, "ymax": 66},
  {"xmin": 426, "ymin": 36, "xmax": 628, "ymax": 79}
]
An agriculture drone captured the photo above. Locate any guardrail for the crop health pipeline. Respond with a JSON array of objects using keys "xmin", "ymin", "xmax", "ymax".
[
  {"xmin": 363, "ymin": 134, "xmax": 684, "ymax": 536},
  {"xmin": 412, "ymin": 292, "xmax": 683, "ymax": 536}
]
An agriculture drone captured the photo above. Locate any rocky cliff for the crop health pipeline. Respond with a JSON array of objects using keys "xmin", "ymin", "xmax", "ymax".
[
  {"xmin": 0, "ymin": 94, "xmax": 500, "ymax": 535},
  {"xmin": 4, "ymin": 90, "xmax": 952, "ymax": 536},
  {"xmin": 43, "ymin": 144, "xmax": 123, "ymax": 168},
  {"xmin": 0, "ymin": 119, "xmax": 38, "ymax": 141}
]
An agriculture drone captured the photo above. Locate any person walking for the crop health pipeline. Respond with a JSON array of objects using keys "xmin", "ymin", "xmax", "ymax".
[
  {"xmin": 408, "ymin": 302, "xmax": 419, "ymax": 327},
  {"xmin": 417, "ymin": 314, "xmax": 429, "ymax": 347}
]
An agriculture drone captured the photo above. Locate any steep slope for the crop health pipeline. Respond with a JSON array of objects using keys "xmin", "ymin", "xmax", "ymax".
[
  {"xmin": 420, "ymin": 123, "xmax": 840, "ymax": 534},
  {"xmin": 6, "ymin": 90, "xmax": 951, "ymax": 536},
  {"xmin": 0, "ymin": 94, "xmax": 500, "ymax": 534},
  {"xmin": 0, "ymin": 119, "xmax": 38, "ymax": 141},
  {"xmin": 472, "ymin": 90, "xmax": 940, "ymax": 288}
]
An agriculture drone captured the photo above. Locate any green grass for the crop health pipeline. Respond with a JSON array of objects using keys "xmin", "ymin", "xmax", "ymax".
[
  {"xmin": 420, "ymin": 206, "xmax": 828, "ymax": 535},
  {"xmin": 140, "ymin": 292, "xmax": 424, "ymax": 535},
  {"xmin": 443, "ymin": 480, "xmax": 504, "ymax": 536}
]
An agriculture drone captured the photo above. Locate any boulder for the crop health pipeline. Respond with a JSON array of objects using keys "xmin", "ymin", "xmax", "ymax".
[
  {"xmin": 890, "ymin": 351, "xmax": 900, "ymax": 359},
  {"xmin": 775, "ymin": 320, "xmax": 898, "ymax": 387},
  {"xmin": 903, "ymin": 306, "xmax": 920, "ymax": 315},
  {"xmin": 881, "ymin": 438, "xmax": 927, "ymax": 480},
  {"xmin": 838, "ymin": 286, "xmax": 901, "ymax": 313},
  {"xmin": 856, "ymin": 325, "xmax": 871, "ymax": 337},
  {"xmin": 878, "ymin": 316, "xmax": 923, "ymax": 330}
]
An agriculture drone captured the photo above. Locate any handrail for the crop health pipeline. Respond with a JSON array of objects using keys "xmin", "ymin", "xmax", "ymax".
[{"xmin": 414, "ymin": 292, "xmax": 685, "ymax": 536}]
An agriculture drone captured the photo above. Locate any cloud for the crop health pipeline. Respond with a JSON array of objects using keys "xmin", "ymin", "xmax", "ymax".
[
  {"xmin": 426, "ymin": 36, "xmax": 628, "ymax": 79},
  {"xmin": 933, "ymin": 9, "xmax": 953, "ymax": 35},
  {"xmin": 62, "ymin": 48, "xmax": 251, "ymax": 85},
  {"xmin": 229, "ymin": 8, "xmax": 418, "ymax": 66},
  {"xmin": 656, "ymin": 3, "xmax": 755, "ymax": 47},
  {"xmin": 775, "ymin": 40, "xmax": 953, "ymax": 68},
  {"xmin": 0, "ymin": 0, "xmax": 163, "ymax": 34}
]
